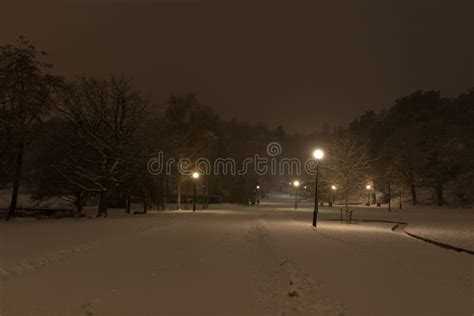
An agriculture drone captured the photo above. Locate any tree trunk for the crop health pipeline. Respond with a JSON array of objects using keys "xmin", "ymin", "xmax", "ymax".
[
  {"xmin": 205, "ymin": 178, "xmax": 209, "ymax": 208},
  {"xmin": 125, "ymin": 193, "xmax": 131, "ymax": 213},
  {"xmin": 410, "ymin": 183, "xmax": 418, "ymax": 205},
  {"xmin": 143, "ymin": 187, "xmax": 148, "ymax": 213},
  {"xmin": 7, "ymin": 141, "xmax": 24, "ymax": 221},
  {"xmin": 97, "ymin": 190, "xmax": 108, "ymax": 217},
  {"xmin": 75, "ymin": 191, "xmax": 84, "ymax": 215},
  {"xmin": 176, "ymin": 176, "xmax": 181, "ymax": 210},
  {"xmin": 435, "ymin": 181, "xmax": 443, "ymax": 206},
  {"xmin": 162, "ymin": 176, "xmax": 168, "ymax": 211},
  {"xmin": 399, "ymin": 186, "xmax": 402, "ymax": 210},
  {"xmin": 403, "ymin": 140, "xmax": 418, "ymax": 206},
  {"xmin": 156, "ymin": 180, "xmax": 163, "ymax": 211},
  {"xmin": 387, "ymin": 179, "xmax": 391, "ymax": 212},
  {"xmin": 202, "ymin": 183, "xmax": 206, "ymax": 209},
  {"xmin": 185, "ymin": 182, "xmax": 189, "ymax": 210},
  {"xmin": 154, "ymin": 177, "xmax": 162, "ymax": 210}
]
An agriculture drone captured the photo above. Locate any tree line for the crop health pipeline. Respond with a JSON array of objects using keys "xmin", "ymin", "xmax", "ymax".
[
  {"xmin": 1, "ymin": 37, "xmax": 473, "ymax": 219},
  {"xmin": 348, "ymin": 89, "xmax": 474, "ymax": 207},
  {"xmin": 0, "ymin": 37, "xmax": 279, "ymax": 219}
]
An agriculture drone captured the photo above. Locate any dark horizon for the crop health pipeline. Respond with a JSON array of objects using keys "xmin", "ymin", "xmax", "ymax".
[{"xmin": 2, "ymin": 0, "xmax": 473, "ymax": 133}]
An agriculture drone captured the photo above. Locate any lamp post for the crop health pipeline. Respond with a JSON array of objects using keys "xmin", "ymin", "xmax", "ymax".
[
  {"xmin": 293, "ymin": 180, "xmax": 300, "ymax": 210},
  {"xmin": 256, "ymin": 185, "xmax": 261, "ymax": 205},
  {"xmin": 192, "ymin": 172, "xmax": 200, "ymax": 212},
  {"xmin": 201, "ymin": 184, "xmax": 206, "ymax": 209},
  {"xmin": 312, "ymin": 149, "xmax": 324, "ymax": 227},
  {"xmin": 330, "ymin": 185, "xmax": 337, "ymax": 206},
  {"xmin": 366, "ymin": 184, "xmax": 371, "ymax": 206},
  {"xmin": 399, "ymin": 185, "xmax": 402, "ymax": 210}
]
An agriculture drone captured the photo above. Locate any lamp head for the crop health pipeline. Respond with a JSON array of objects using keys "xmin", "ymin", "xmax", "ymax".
[{"xmin": 313, "ymin": 149, "xmax": 324, "ymax": 160}]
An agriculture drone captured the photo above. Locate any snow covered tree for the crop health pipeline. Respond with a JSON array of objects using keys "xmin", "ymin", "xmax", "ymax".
[
  {"xmin": 326, "ymin": 133, "xmax": 374, "ymax": 208},
  {"xmin": 55, "ymin": 75, "xmax": 150, "ymax": 216}
]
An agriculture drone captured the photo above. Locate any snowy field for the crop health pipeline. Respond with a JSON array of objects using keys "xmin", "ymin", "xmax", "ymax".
[{"xmin": 0, "ymin": 199, "xmax": 473, "ymax": 315}]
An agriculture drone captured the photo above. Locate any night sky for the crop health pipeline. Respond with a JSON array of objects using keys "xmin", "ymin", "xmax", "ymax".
[{"xmin": 2, "ymin": 0, "xmax": 473, "ymax": 133}]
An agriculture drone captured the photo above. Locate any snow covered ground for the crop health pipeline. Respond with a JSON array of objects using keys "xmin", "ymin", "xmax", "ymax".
[{"xmin": 1, "ymin": 197, "xmax": 473, "ymax": 315}]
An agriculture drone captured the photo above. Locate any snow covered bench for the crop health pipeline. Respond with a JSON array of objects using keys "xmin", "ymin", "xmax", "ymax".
[{"xmin": 340, "ymin": 207, "xmax": 353, "ymax": 224}]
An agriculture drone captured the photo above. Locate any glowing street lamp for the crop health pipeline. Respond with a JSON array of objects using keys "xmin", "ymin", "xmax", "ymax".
[
  {"xmin": 293, "ymin": 180, "xmax": 300, "ymax": 210},
  {"xmin": 313, "ymin": 149, "xmax": 324, "ymax": 160},
  {"xmin": 312, "ymin": 148, "xmax": 324, "ymax": 227},
  {"xmin": 330, "ymin": 185, "xmax": 337, "ymax": 206},
  {"xmin": 192, "ymin": 172, "xmax": 200, "ymax": 211},
  {"xmin": 366, "ymin": 184, "xmax": 372, "ymax": 206}
]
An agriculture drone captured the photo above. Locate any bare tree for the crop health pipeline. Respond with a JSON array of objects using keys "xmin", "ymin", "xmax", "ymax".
[
  {"xmin": 420, "ymin": 136, "xmax": 466, "ymax": 206},
  {"xmin": 159, "ymin": 94, "xmax": 218, "ymax": 209},
  {"xmin": 55, "ymin": 75, "xmax": 149, "ymax": 216},
  {"xmin": 0, "ymin": 36, "xmax": 60, "ymax": 220}
]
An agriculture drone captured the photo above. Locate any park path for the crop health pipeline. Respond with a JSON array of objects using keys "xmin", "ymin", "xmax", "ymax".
[{"xmin": 1, "ymin": 206, "xmax": 472, "ymax": 315}]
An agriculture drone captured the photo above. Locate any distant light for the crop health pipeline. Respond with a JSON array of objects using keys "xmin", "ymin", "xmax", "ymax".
[
  {"xmin": 366, "ymin": 184, "xmax": 371, "ymax": 190},
  {"xmin": 289, "ymin": 182, "xmax": 292, "ymax": 185},
  {"xmin": 331, "ymin": 185, "xmax": 337, "ymax": 190},
  {"xmin": 313, "ymin": 149, "xmax": 324, "ymax": 160},
  {"xmin": 293, "ymin": 180, "xmax": 300, "ymax": 187},
  {"xmin": 192, "ymin": 172, "xmax": 200, "ymax": 179},
  {"xmin": 304, "ymin": 185, "xmax": 307, "ymax": 189},
  {"xmin": 256, "ymin": 185, "xmax": 260, "ymax": 189}
]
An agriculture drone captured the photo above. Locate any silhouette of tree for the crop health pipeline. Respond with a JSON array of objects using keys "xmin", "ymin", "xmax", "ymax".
[
  {"xmin": 54, "ymin": 75, "xmax": 149, "ymax": 216},
  {"xmin": 0, "ymin": 36, "xmax": 61, "ymax": 220}
]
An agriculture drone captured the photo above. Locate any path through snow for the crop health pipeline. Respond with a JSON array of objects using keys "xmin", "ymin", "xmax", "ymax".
[{"xmin": 1, "ymin": 203, "xmax": 472, "ymax": 315}]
